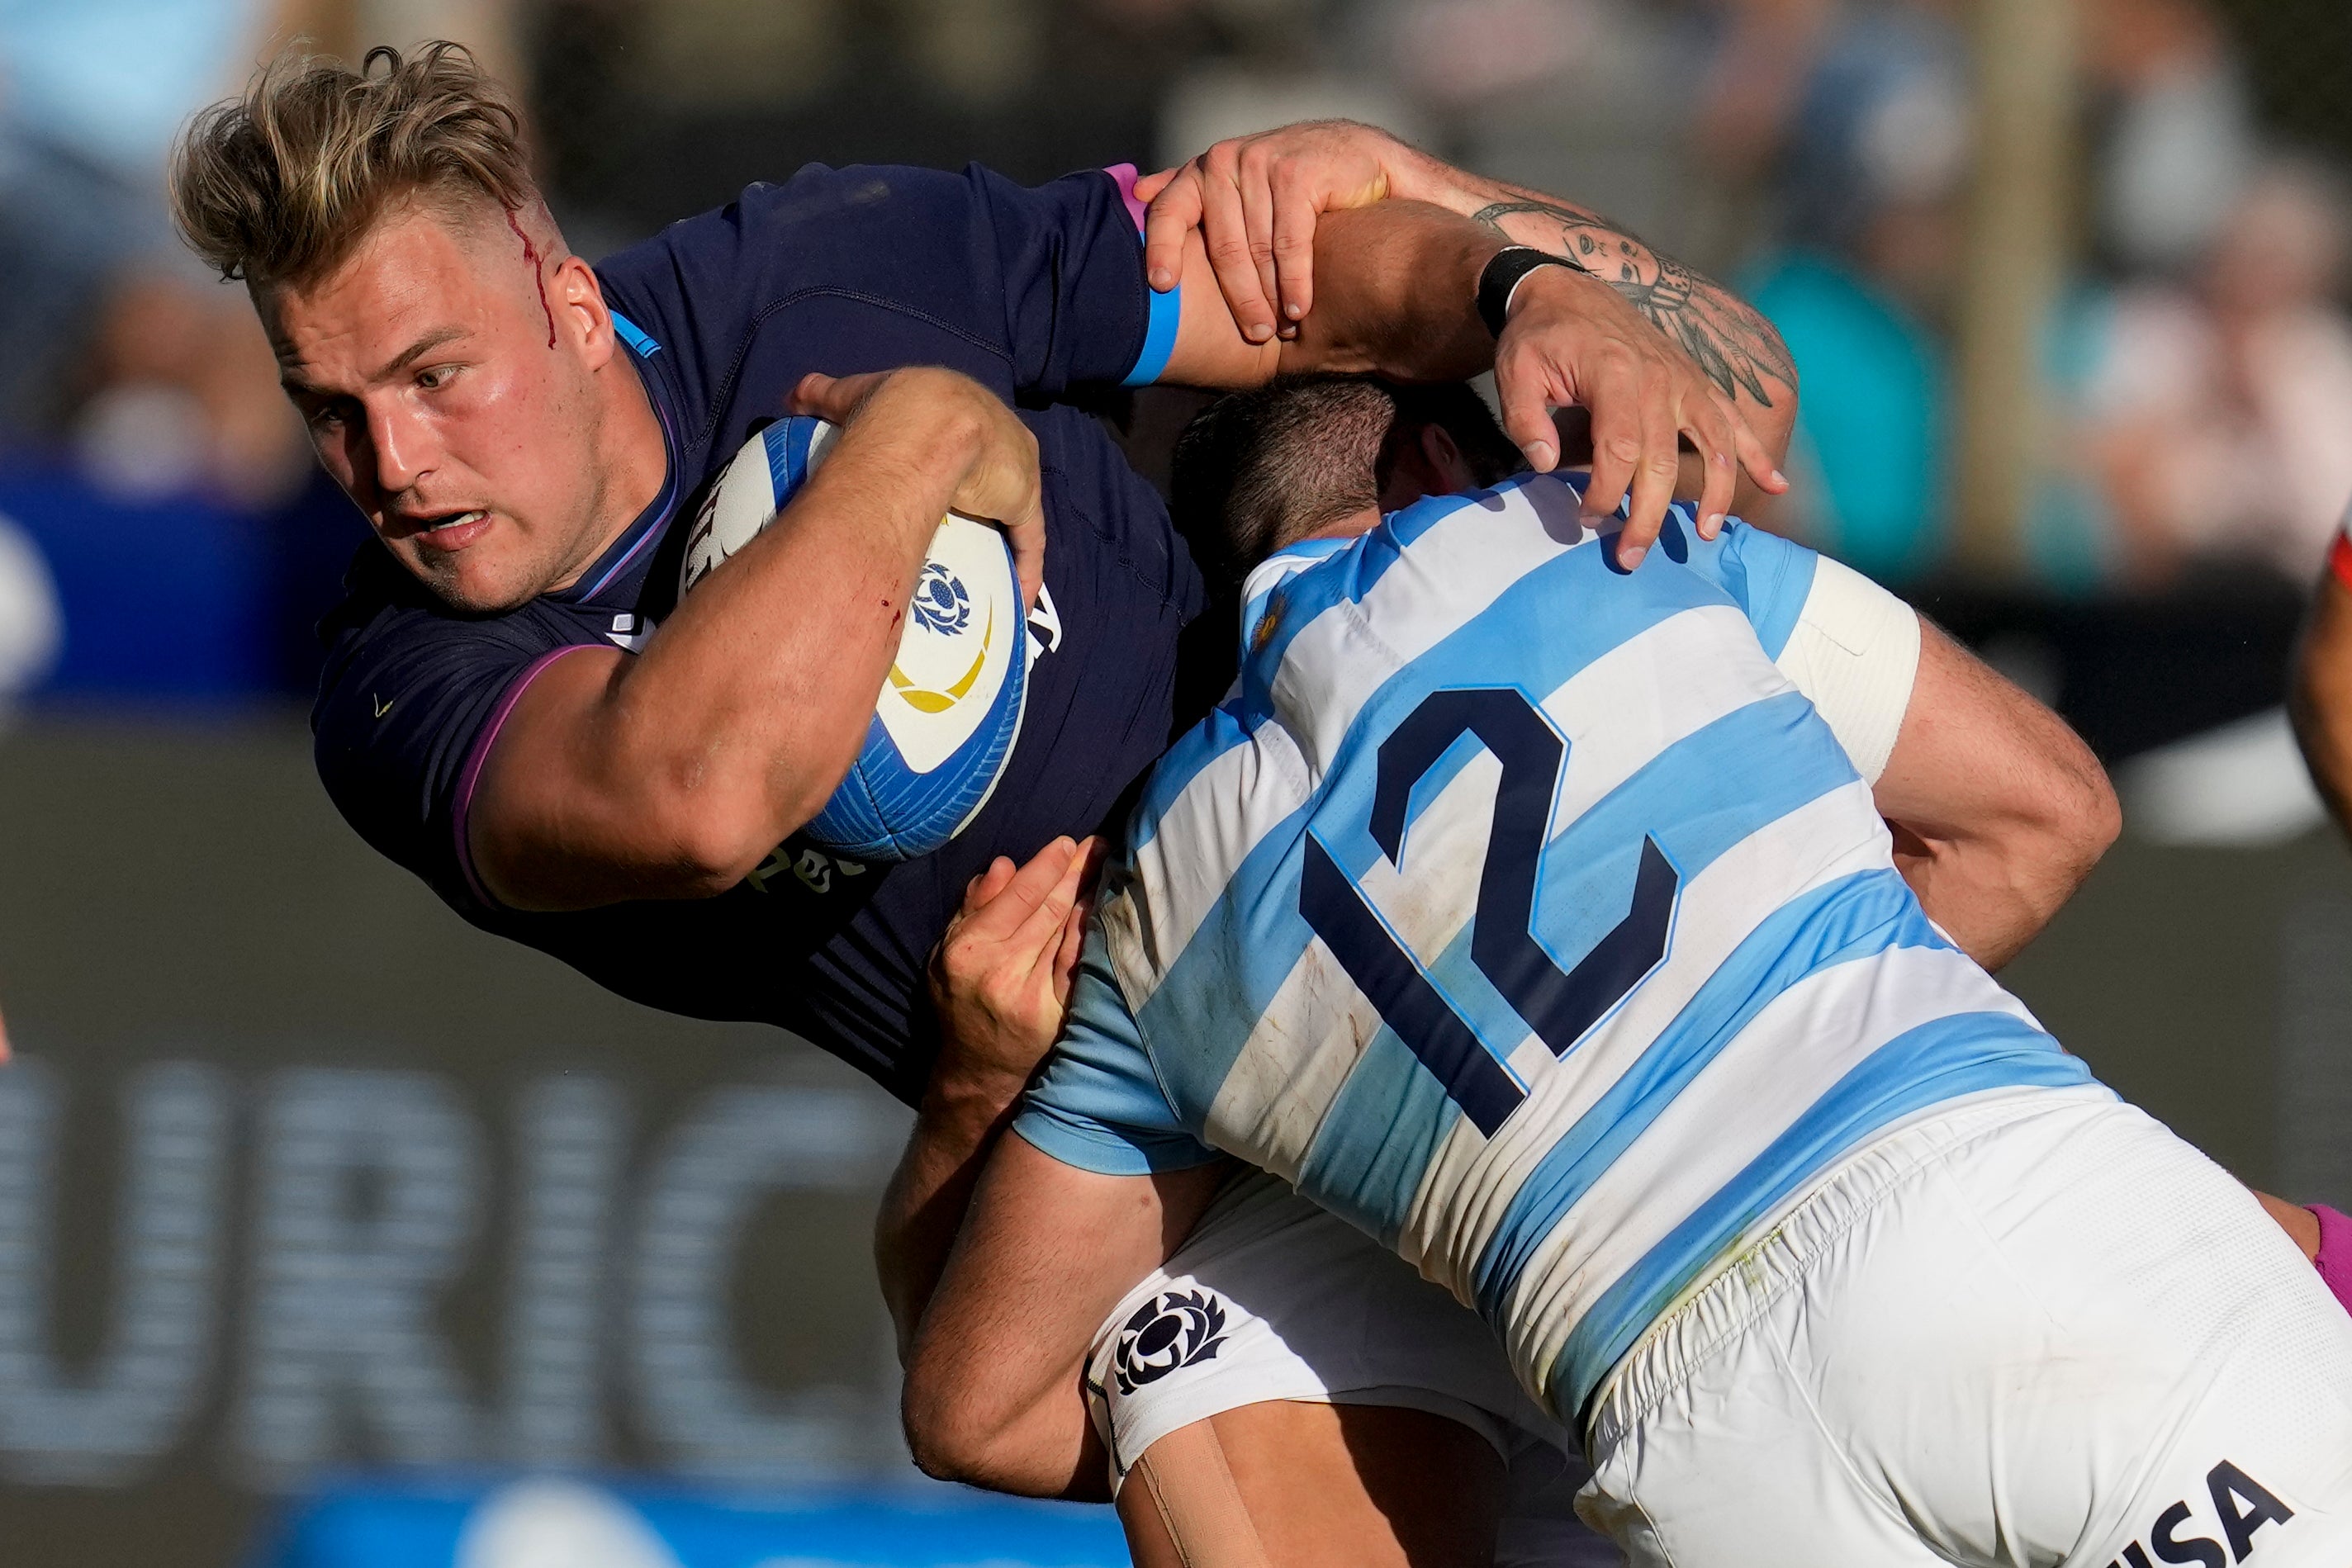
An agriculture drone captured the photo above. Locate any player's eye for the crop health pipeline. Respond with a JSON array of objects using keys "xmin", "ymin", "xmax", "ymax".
[
  {"xmin": 415, "ymin": 364, "xmax": 459, "ymax": 391},
  {"xmin": 305, "ymin": 400, "xmax": 351, "ymax": 432}
]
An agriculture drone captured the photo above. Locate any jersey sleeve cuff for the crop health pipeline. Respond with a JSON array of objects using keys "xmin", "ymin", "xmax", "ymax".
[
  {"xmin": 2330, "ymin": 531, "xmax": 2352, "ymax": 593},
  {"xmin": 1105, "ymin": 163, "xmax": 1181, "ymax": 388},
  {"xmin": 1012, "ymin": 1103, "xmax": 1221, "ymax": 1177},
  {"xmin": 1772, "ymin": 555, "xmax": 1921, "ymax": 784}
]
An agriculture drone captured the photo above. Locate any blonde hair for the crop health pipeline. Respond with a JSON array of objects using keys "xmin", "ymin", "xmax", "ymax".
[{"xmin": 172, "ymin": 41, "xmax": 534, "ymax": 289}]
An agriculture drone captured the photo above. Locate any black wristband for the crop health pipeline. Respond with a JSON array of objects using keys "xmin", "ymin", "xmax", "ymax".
[{"xmin": 1477, "ymin": 246, "xmax": 1572, "ymax": 339}]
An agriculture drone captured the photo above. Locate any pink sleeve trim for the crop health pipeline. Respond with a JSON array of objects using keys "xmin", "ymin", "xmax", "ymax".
[
  {"xmin": 453, "ymin": 644, "xmax": 599, "ymax": 909},
  {"xmin": 1105, "ymin": 163, "xmax": 1149, "ymax": 235}
]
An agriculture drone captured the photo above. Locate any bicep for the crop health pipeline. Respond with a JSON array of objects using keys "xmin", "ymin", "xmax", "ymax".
[
  {"xmin": 1872, "ymin": 618, "xmax": 2108, "ymax": 843},
  {"xmin": 465, "ymin": 643, "xmax": 693, "ymax": 912}
]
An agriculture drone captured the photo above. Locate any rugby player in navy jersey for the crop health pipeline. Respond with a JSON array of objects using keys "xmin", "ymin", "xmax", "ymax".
[{"xmin": 166, "ymin": 40, "xmax": 1796, "ymax": 1107}]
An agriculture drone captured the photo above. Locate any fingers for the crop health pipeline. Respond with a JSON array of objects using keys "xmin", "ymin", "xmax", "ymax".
[
  {"xmin": 960, "ymin": 837, "xmax": 1077, "ymax": 942},
  {"xmin": 1052, "ymin": 844, "xmax": 1103, "ymax": 993},
  {"xmin": 786, "ymin": 371, "xmax": 840, "ymax": 418},
  {"xmin": 1618, "ymin": 383, "xmax": 1684, "ymax": 566},
  {"xmin": 1683, "ymin": 398, "xmax": 1740, "ymax": 539},
  {"xmin": 1728, "ymin": 409, "xmax": 1790, "ymax": 497},
  {"xmin": 1043, "ymin": 838, "xmax": 1107, "ymax": 998},
  {"xmin": 1006, "ymin": 489, "xmax": 1047, "ymax": 610},
  {"xmin": 1141, "ymin": 165, "xmax": 1202, "ymax": 294},
  {"xmin": 1581, "ymin": 361, "xmax": 1643, "ymax": 527},
  {"xmin": 787, "ymin": 370, "xmax": 889, "ymax": 421},
  {"xmin": 1131, "ymin": 167, "xmax": 1177, "ymax": 204},
  {"xmin": 1495, "ymin": 353, "xmax": 1561, "ymax": 474},
  {"xmin": 1009, "ymin": 837, "xmax": 1089, "ymax": 970},
  {"xmin": 958, "ymin": 855, "xmax": 1019, "ymax": 917},
  {"xmin": 1268, "ymin": 162, "xmax": 1321, "ymax": 329},
  {"xmin": 1051, "ymin": 896, "xmax": 1088, "ymax": 1007},
  {"xmin": 1236, "ymin": 151, "xmax": 1283, "ymax": 343},
  {"xmin": 1197, "ymin": 149, "xmax": 1278, "ymax": 344}
]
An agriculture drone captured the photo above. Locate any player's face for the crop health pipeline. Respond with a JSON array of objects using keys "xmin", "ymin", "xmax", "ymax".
[{"xmin": 259, "ymin": 200, "xmax": 619, "ymax": 613}]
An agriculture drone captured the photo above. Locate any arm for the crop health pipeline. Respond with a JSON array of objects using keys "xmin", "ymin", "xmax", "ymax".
[
  {"xmin": 876, "ymin": 837, "xmax": 1099, "ymax": 1359},
  {"xmin": 1155, "ymin": 194, "xmax": 1781, "ymax": 561},
  {"xmin": 467, "ymin": 367, "xmax": 1043, "ymax": 912},
  {"xmin": 1142, "ymin": 124, "xmax": 1797, "ymax": 516},
  {"xmin": 2290, "ymin": 563, "xmax": 2352, "ymax": 833},
  {"xmin": 902, "ymin": 1130, "xmax": 1225, "ymax": 1498},
  {"xmin": 1874, "ymin": 620, "xmax": 2119, "ymax": 968}
]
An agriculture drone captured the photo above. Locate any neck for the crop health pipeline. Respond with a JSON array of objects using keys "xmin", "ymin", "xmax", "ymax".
[
  {"xmin": 552, "ymin": 348, "xmax": 668, "ymax": 594},
  {"xmin": 1299, "ymin": 506, "xmax": 1382, "ymax": 543}
]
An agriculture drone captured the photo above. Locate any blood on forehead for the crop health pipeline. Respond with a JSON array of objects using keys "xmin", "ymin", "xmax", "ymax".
[{"xmin": 505, "ymin": 208, "xmax": 557, "ymax": 349}]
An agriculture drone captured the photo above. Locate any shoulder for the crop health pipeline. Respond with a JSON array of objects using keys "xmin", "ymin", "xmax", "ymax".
[
  {"xmin": 315, "ymin": 540, "xmax": 591, "ymax": 701},
  {"xmin": 595, "ymin": 162, "xmax": 1124, "ymax": 312},
  {"xmin": 1678, "ymin": 517, "xmax": 1820, "ymax": 657}
]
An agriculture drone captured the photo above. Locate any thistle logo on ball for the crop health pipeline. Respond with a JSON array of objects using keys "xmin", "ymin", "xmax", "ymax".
[
  {"xmin": 911, "ymin": 562, "xmax": 972, "ymax": 636},
  {"xmin": 682, "ymin": 415, "xmax": 1029, "ymax": 863}
]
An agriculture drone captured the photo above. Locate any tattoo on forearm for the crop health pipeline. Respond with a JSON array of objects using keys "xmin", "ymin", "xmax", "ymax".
[{"xmin": 1470, "ymin": 198, "xmax": 1796, "ymax": 408}]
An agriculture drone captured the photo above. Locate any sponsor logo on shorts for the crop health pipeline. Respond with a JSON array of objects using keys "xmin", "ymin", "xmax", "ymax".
[
  {"xmin": 2108, "ymin": 1461, "xmax": 2294, "ymax": 1568},
  {"xmin": 1112, "ymin": 1288, "xmax": 1229, "ymax": 1394}
]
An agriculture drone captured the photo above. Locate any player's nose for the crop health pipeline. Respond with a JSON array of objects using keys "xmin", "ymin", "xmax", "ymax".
[{"xmin": 365, "ymin": 399, "xmax": 434, "ymax": 495}]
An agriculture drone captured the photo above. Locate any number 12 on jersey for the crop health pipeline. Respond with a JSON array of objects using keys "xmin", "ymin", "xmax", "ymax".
[{"xmin": 1300, "ymin": 687, "xmax": 1681, "ymax": 1136}]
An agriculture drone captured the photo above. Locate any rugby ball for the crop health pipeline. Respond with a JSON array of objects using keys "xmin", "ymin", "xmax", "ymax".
[{"xmin": 680, "ymin": 415, "xmax": 1030, "ymax": 864}]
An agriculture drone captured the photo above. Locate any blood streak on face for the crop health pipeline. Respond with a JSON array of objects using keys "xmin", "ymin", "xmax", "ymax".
[{"xmin": 505, "ymin": 209, "xmax": 558, "ymax": 349}]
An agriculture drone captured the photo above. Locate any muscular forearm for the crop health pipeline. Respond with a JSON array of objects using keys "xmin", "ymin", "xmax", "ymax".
[
  {"xmin": 1890, "ymin": 827, "xmax": 2092, "ymax": 971},
  {"xmin": 1163, "ymin": 198, "xmax": 1504, "ymax": 390},
  {"xmin": 875, "ymin": 1060, "xmax": 1031, "ymax": 1362},
  {"xmin": 1872, "ymin": 621, "xmax": 2117, "ymax": 970},
  {"xmin": 1272, "ymin": 201, "xmax": 1504, "ymax": 384},
  {"xmin": 477, "ymin": 373, "xmax": 993, "ymax": 907}
]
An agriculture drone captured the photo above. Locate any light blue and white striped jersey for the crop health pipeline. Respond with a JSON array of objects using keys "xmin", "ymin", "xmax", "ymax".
[{"xmin": 1013, "ymin": 471, "xmax": 2098, "ymax": 1423}]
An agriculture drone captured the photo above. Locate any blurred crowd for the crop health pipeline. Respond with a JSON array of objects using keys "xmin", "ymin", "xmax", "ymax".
[{"xmin": 0, "ymin": 0, "xmax": 2348, "ymax": 720}]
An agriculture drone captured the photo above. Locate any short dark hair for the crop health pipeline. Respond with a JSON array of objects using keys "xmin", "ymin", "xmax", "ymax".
[{"xmin": 1170, "ymin": 375, "xmax": 1522, "ymax": 585}]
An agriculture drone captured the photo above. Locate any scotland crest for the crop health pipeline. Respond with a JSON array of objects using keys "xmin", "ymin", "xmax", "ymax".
[
  {"xmin": 911, "ymin": 561, "xmax": 973, "ymax": 635},
  {"xmin": 1112, "ymin": 1288, "xmax": 1230, "ymax": 1394}
]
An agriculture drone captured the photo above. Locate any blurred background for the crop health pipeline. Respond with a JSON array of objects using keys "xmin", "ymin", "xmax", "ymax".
[{"xmin": 3, "ymin": 0, "xmax": 2352, "ymax": 1563}]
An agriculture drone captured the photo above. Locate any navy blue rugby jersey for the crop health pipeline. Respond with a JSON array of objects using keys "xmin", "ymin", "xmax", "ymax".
[{"xmin": 311, "ymin": 162, "xmax": 1203, "ymax": 1103}]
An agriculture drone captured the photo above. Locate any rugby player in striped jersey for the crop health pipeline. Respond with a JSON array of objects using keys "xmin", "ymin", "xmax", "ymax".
[{"xmin": 900, "ymin": 377, "xmax": 2352, "ymax": 1568}]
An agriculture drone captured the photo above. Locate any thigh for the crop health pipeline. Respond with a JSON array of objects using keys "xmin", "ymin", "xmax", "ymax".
[
  {"xmin": 1118, "ymin": 1400, "xmax": 1506, "ymax": 1568},
  {"xmin": 1707, "ymin": 1096, "xmax": 2352, "ymax": 1568},
  {"xmin": 1924, "ymin": 1100, "xmax": 2352, "ymax": 1566},
  {"xmin": 1581, "ymin": 1292, "xmax": 1954, "ymax": 1568},
  {"xmin": 1084, "ymin": 1172, "xmax": 1555, "ymax": 1480},
  {"xmin": 1088, "ymin": 1172, "xmax": 1618, "ymax": 1566}
]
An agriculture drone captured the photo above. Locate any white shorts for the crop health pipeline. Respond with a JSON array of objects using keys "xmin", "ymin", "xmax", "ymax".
[
  {"xmin": 1583, "ymin": 1086, "xmax": 2352, "ymax": 1568},
  {"xmin": 1083, "ymin": 1171, "xmax": 1622, "ymax": 1568}
]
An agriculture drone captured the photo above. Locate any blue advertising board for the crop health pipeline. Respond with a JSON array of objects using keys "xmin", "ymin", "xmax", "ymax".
[{"xmin": 262, "ymin": 1477, "xmax": 1131, "ymax": 1568}]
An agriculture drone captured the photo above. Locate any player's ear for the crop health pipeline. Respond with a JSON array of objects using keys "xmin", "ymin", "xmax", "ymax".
[
  {"xmin": 1420, "ymin": 424, "xmax": 1475, "ymax": 491},
  {"xmin": 555, "ymin": 256, "xmax": 618, "ymax": 370},
  {"xmin": 1377, "ymin": 422, "xmax": 1475, "ymax": 510}
]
